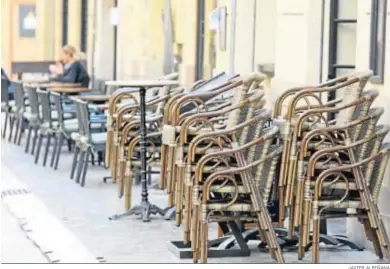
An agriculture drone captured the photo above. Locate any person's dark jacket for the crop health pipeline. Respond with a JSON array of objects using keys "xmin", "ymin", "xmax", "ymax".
[{"xmin": 52, "ymin": 61, "xmax": 90, "ymax": 87}]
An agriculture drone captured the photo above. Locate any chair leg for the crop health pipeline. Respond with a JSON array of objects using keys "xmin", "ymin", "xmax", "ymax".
[
  {"xmin": 42, "ymin": 134, "xmax": 52, "ymax": 167},
  {"xmin": 25, "ymin": 125, "xmax": 33, "ymax": 153},
  {"xmin": 70, "ymin": 146, "xmax": 80, "ymax": 179},
  {"xmin": 67, "ymin": 139, "xmax": 72, "ymax": 152},
  {"xmin": 91, "ymin": 151, "xmax": 95, "ymax": 166},
  {"xmin": 8, "ymin": 117, "xmax": 15, "ymax": 142},
  {"xmin": 50, "ymin": 134, "xmax": 59, "ymax": 167},
  {"xmin": 17, "ymin": 119, "xmax": 24, "ymax": 145},
  {"xmin": 80, "ymin": 149, "xmax": 90, "ymax": 187},
  {"xmin": 75, "ymin": 150, "xmax": 86, "ymax": 184},
  {"xmin": 312, "ymin": 215, "xmax": 320, "ymax": 263},
  {"xmin": 13, "ymin": 118, "xmax": 19, "ymax": 144},
  {"xmin": 31, "ymin": 128, "xmax": 38, "ymax": 155},
  {"xmin": 2, "ymin": 111, "xmax": 9, "ymax": 138},
  {"xmin": 54, "ymin": 134, "xmax": 64, "ymax": 170},
  {"xmin": 34, "ymin": 134, "xmax": 44, "ymax": 164}
]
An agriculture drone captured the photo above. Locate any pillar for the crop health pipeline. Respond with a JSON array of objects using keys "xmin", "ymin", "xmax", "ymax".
[{"xmin": 272, "ymin": 0, "xmax": 322, "ymax": 102}]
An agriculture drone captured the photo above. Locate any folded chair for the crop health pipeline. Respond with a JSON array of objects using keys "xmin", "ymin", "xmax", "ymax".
[
  {"xmin": 191, "ymin": 126, "xmax": 284, "ymax": 263},
  {"xmin": 1, "ymin": 78, "xmax": 11, "ymax": 138},
  {"xmin": 274, "ymin": 71, "xmax": 372, "ymax": 225},
  {"xmin": 302, "ymin": 126, "xmax": 390, "ymax": 263}
]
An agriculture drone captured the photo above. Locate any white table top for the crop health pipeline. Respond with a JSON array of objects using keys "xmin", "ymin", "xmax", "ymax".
[{"xmin": 105, "ymin": 80, "xmax": 179, "ymax": 88}]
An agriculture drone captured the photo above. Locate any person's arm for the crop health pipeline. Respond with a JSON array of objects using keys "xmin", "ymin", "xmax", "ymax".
[
  {"xmin": 49, "ymin": 62, "xmax": 64, "ymax": 75},
  {"xmin": 52, "ymin": 63, "xmax": 79, "ymax": 83}
]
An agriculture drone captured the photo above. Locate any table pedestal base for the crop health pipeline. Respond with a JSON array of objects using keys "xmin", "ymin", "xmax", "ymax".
[
  {"xmin": 109, "ymin": 201, "xmax": 166, "ymax": 222},
  {"xmin": 164, "ymin": 206, "xmax": 176, "ymax": 220}
]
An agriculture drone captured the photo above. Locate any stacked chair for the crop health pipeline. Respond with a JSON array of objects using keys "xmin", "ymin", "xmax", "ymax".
[
  {"xmin": 272, "ymin": 71, "xmax": 390, "ymax": 263},
  {"xmin": 107, "ymin": 70, "xmax": 390, "ymax": 264},
  {"xmin": 2, "ymin": 69, "xmax": 390, "ymax": 264}
]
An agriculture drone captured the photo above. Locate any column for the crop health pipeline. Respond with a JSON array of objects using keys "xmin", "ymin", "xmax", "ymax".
[{"xmin": 272, "ymin": 0, "xmax": 322, "ymax": 102}]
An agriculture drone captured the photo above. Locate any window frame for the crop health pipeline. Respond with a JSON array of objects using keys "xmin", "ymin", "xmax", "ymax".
[{"xmin": 369, "ymin": 0, "xmax": 388, "ymax": 84}]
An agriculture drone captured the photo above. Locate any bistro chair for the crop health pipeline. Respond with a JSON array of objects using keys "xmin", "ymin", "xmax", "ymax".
[
  {"xmin": 70, "ymin": 98, "xmax": 107, "ymax": 187},
  {"xmin": 303, "ymin": 126, "xmax": 390, "ymax": 263},
  {"xmin": 191, "ymin": 126, "xmax": 284, "ymax": 263},
  {"xmin": 1, "ymin": 78, "xmax": 11, "ymax": 138}
]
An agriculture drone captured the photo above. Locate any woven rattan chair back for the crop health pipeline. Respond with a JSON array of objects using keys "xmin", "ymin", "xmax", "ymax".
[
  {"xmin": 369, "ymin": 143, "xmax": 390, "ymax": 201},
  {"xmin": 356, "ymin": 125, "xmax": 389, "ymax": 181}
]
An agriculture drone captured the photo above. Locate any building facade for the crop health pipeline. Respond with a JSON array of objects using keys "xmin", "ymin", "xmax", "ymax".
[{"xmin": 2, "ymin": 0, "xmax": 389, "ymax": 247}]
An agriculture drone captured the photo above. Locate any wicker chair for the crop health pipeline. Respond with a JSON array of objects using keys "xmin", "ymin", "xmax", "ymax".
[
  {"xmin": 178, "ymin": 100, "xmax": 269, "ymax": 242},
  {"xmin": 302, "ymin": 126, "xmax": 390, "ymax": 263},
  {"xmin": 191, "ymin": 126, "xmax": 284, "ymax": 263},
  {"xmin": 114, "ymin": 85, "xmax": 185, "ymax": 198},
  {"xmin": 163, "ymin": 74, "xmax": 267, "ymax": 212},
  {"xmin": 160, "ymin": 78, "xmax": 241, "ymax": 195},
  {"xmin": 284, "ymin": 90, "xmax": 379, "ymax": 236},
  {"xmin": 119, "ymin": 84, "xmax": 263, "ymax": 211},
  {"xmin": 274, "ymin": 71, "xmax": 372, "ymax": 224},
  {"xmin": 104, "ymin": 73, "xmax": 179, "ymax": 173}
]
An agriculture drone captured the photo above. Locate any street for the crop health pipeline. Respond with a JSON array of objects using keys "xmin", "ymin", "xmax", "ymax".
[{"xmin": 0, "ymin": 138, "xmax": 387, "ymax": 263}]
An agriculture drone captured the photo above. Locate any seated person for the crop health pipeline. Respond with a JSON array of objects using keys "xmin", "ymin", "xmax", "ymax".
[
  {"xmin": 50, "ymin": 45, "xmax": 90, "ymax": 88},
  {"xmin": 1, "ymin": 67, "xmax": 14, "ymax": 100}
]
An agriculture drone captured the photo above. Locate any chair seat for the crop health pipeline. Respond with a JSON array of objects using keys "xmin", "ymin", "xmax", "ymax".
[
  {"xmin": 12, "ymin": 105, "xmax": 30, "ymax": 114},
  {"xmin": 91, "ymin": 132, "xmax": 107, "ymax": 144},
  {"xmin": 51, "ymin": 111, "xmax": 74, "ymax": 120},
  {"xmin": 63, "ymin": 119, "xmax": 103, "ymax": 132}
]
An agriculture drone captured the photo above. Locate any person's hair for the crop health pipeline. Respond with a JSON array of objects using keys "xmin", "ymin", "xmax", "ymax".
[{"xmin": 62, "ymin": 45, "xmax": 85, "ymax": 61}]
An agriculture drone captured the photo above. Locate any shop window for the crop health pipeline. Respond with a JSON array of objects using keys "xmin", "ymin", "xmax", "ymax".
[{"xmin": 370, "ymin": 0, "xmax": 387, "ymax": 83}]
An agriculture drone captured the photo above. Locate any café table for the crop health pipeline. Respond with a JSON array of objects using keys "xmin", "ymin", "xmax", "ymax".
[
  {"xmin": 77, "ymin": 95, "xmax": 110, "ymax": 102},
  {"xmin": 47, "ymin": 87, "xmax": 90, "ymax": 94},
  {"xmin": 105, "ymin": 80, "xmax": 179, "ymax": 222}
]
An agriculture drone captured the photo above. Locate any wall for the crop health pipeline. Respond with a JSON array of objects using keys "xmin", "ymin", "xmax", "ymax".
[
  {"xmin": 347, "ymin": 0, "xmax": 390, "ymax": 247},
  {"xmin": 0, "ymin": 0, "xmax": 89, "ymax": 76},
  {"xmin": 92, "ymin": 0, "xmax": 115, "ymax": 80}
]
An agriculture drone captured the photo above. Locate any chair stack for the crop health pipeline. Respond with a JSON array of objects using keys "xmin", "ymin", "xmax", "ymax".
[{"xmin": 273, "ymin": 71, "xmax": 390, "ymax": 263}]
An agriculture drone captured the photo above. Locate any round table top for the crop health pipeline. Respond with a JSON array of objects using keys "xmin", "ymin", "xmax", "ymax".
[
  {"xmin": 24, "ymin": 82, "xmax": 81, "ymax": 88},
  {"xmin": 105, "ymin": 80, "xmax": 179, "ymax": 88}
]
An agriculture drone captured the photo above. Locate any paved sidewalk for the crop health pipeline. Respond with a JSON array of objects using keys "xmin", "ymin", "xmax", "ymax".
[
  {"xmin": 1, "ymin": 162, "xmax": 99, "ymax": 263},
  {"xmin": 1, "ymin": 138, "xmax": 387, "ymax": 263},
  {"xmin": 1, "ymin": 205, "xmax": 48, "ymax": 263}
]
